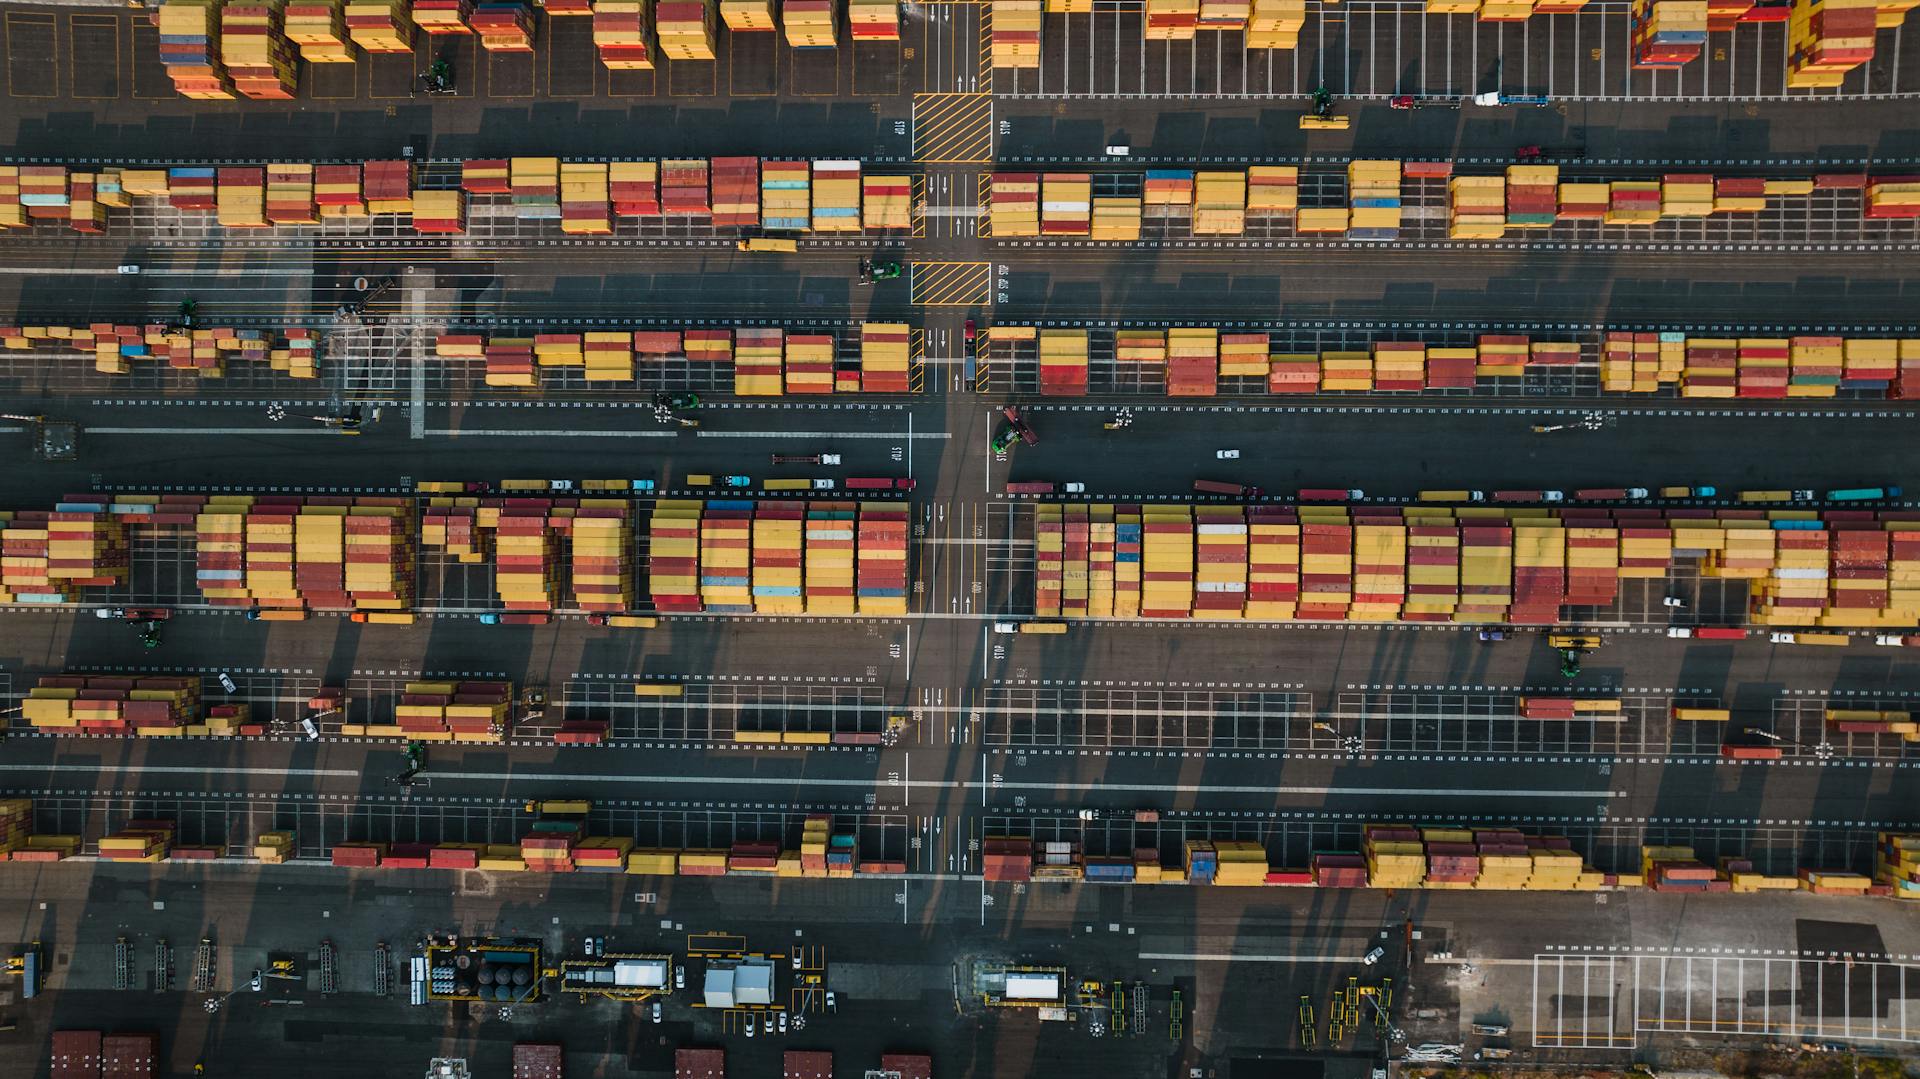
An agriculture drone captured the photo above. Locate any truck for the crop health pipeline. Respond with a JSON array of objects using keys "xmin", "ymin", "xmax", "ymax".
[
  {"xmin": 1298, "ymin": 488, "xmax": 1364, "ymax": 501},
  {"xmin": 738, "ymin": 237, "xmax": 798, "ymax": 253},
  {"xmin": 845, "ymin": 477, "xmax": 896, "ymax": 490},
  {"xmin": 1005, "ymin": 482, "xmax": 1057, "ymax": 495},
  {"xmin": 1492, "ymin": 489, "xmax": 1565, "ymax": 502},
  {"xmin": 1194, "ymin": 479, "xmax": 1263, "ymax": 498},
  {"xmin": 1417, "ymin": 489, "xmax": 1485, "ymax": 502},
  {"xmin": 771, "ymin": 453, "xmax": 842, "ymax": 466},
  {"xmin": 1572, "ymin": 487, "xmax": 1649, "ymax": 500},
  {"xmin": 1659, "ymin": 485, "xmax": 1717, "ymax": 498},
  {"xmin": 1826, "ymin": 486, "xmax": 1902, "ymax": 501}
]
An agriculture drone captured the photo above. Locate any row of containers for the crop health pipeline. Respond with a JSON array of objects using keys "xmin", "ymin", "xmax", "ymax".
[
  {"xmin": 6, "ymin": 801, "xmax": 1914, "ymax": 903},
  {"xmin": 5, "ymin": 316, "xmax": 1919, "ymax": 403},
  {"xmin": 46, "ymin": 1030, "xmax": 156, "ymax": 1079},
  {"xmin": 985, "ymin": 164, "xmax": 1920, "ymax": 241},
  {"xmin": 154, "ymin": 0, "xmax": 902, "ymax": 102},
  {"xmin": 0, "ymin": 322, "xmax": 915, "ymax": 394},
  {"xmin": 991, "ymin": 0, "xmax": 1913, "ymax": 83},
  {"xmin": 985, "ymin": 827, "xmax": 1920, "ymax": 901},
  {"xmin": 0, "ymin": 492, "xmax": 911, "ymax": 621},
  {"xmin": 7, "ymin": 159, "xmax": 1919, "ymax": 241},
  {"xmin": 1031, "ymin": 502, "xmax": 1920, "ymax": 629},
  {"xmin": 0, "ymin": 159, "xmax": 911, "ymax": 236},
  {"xmin": 1003, "ymin": 328, "xmax": 1920, "ymax": 399}
]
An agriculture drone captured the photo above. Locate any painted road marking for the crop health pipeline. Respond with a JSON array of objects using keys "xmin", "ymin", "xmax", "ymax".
[
  {"xmin": 1139, "ymin": 952, "xmax": 1365, "ymax": 964},
  {"xmin": 911, "ymin": 92, "xmax": 993, "ymax": 163},
  {"xmin": 909, "ymin": 260, "xmax": 992, "ymax": 306}
]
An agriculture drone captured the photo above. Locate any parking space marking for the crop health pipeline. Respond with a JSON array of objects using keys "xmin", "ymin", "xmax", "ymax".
[{"xmin": 5, "ymin": 13, "xmax": 57, "ymax": 98}]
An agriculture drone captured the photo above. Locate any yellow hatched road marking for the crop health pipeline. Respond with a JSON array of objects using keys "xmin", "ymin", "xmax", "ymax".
[
  {"xmin": 909, "ymin": 261, "xmax": 991, "ymax": 307},
  {"xmin": 912, "ymin": 91, "xmax": 992, "ymax": 164}
]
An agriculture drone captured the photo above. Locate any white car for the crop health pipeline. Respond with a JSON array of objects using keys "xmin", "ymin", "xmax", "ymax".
[
  {"xmin": 674, "ymin": 965, "xmax": 685, "ymax": 989},
  {"xmin": 1769, "ymin": 632, "xmax": 1798, "ymax": 644},
  {"xmin": 300, "ymin": 717, "xmax": 321, "ymax": 740},
  {"xmin": 1875, "ymin": 635, "xmax": 1913, "ymax": 647},
  {"xmin": 1540, "ymin": 490, "xmax": 1566, "ymax": 502},
  {"xmin": 821, "ymin": 454, "xmax": 842, "ymax": 466},
  {"xmin": 1666, "ymin": 627, "xmax": 1693, "ymax": 639},
  {"xmin": 652, "ymin": 1001, "xmax": 662, "ymax": 1023},
  {"xmin": 1362, "ymin": 946, "xmax": 1385, "ymax": 965},
  {"xmin": 778, "ymin": 1012, "xmax": 788, "ymax": 1033},
  {"xmin": 993, "ymin": 622, "xmax": 1020, "ymax": 633},
  {"xmin": 1104, "ymin": 145, "xmax": 1131, "ymax": 157},
  {"xmin": 812, "ymin": 479, "xmax": 836, "ymax": 490},
  {"xmin": 1063, "ymin": 483, "xmax": 1086, "ymax": 494},
  {"xmin": 763, "ymin": 1014, "xmax": 774, "ymax": 1033},
  {"xmin": 218, "ymin": 673, "xmax": 239, "ymax": 694},
  {"xmin": 549, "ymin": 480, "xmax": 576, "ymax": 492},
  {"xmin": 1216, "ymin": 449, "xmax": 1240, "ymax": 460},
  {"xmin": 117, "ymin": 264, "xmax": 141, "ymax": 275},
  {"xmin": 1625, "ymin": 488, "xmax": 1650, "ymax": 499},
  {"xmin": 825, "ymin": 991, "xmax": 836, "ymax": 1011},
  {"xmin": 744, "ymin": 1019, "xmax": 754, "ymax": 1039}
]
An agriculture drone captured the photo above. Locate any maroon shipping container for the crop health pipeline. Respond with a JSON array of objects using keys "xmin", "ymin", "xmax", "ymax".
[
  {"xmin": 102, "ymin": 1033, "xmax": 157, "ymax": 1079},
  {"xmin": 881, "ymin": 1055, "xmax": 932, "ymax": 1079},
  {"xmin": 513, "ymin": 1043, "xmax": 565, "ymax": 1079},
  {"xmin": 785, "ymin": 1051, "xmax": 833, "ymax": 1079},
  {"xmin": 676, "ymin": 1048, "xmax": 726, "ymax": 1079},
  {"xmin": 51, "ymin": 1031, "xmax": 103, "ymax": 1079}
]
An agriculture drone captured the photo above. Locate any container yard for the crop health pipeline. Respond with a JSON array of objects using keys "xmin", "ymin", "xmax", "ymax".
[{"xmin": 3, "ymin": 7, "xmax": 1919, "ymax": 1079}]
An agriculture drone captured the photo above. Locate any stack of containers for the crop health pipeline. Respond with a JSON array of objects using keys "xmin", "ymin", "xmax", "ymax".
[
  {"xmin": 698, "ymin": 501, "xmax": 754, "ymax": 612},
  {"xmin": 982, "ymin": 836, "xmax": 1032, "ymax": 881},
  {"xmin": 798, "ymin": 815, "xmax": 832, "ymax": 877},
  {"xmin": 750, "ymin": 502, "xmax": 805, "ymax": 614},
  {"xmin": 1365, "ymin": 826, "xmax": 1426, "ymax": 888},
  {"xmin": 1786, "ymin": 0, "xmax": 1876, "ymax": 88},
  {"xmin": 522, "ymin": 819, "xmax": 582, "ymax": 871},
  {"xmin": 413, "ymin": 188, "xmax": 467, "ymax": 233},
  {"xmin": 848, "ymin": 0, "xmax": 900, "ymax": 39},
  {"xmin": 1350, "ymin": 521, "xmax": 1406, "ymax": 620},
  {"xmin": 582, "ymin": 331, "xmax": 633, "ymax": 382},
  {"xmin": 761, "ymin": 160, "xmax": 811, "ymax": 230},
  {"xmin": 462, "ymin": 159, "xmax": 511, "ymax": 197},
  {"xmin": 100, "ymin": 822, "xmax": 174, "ymax": 862},
  {"xmin": 1320, "ymin": 350, "xmax": 1373, "ymax": 391},
  {"xmin": 1191, "ymin": 172, "xmax": 1246, "ymax": 235},
  {"xmin": 1713, "ymin": 176, "xmax": 1768, "ymax": 213},
  {"xmin": 1038, "ymin": 329, "xmax": 1089, "ymax": 396},
  {"xmin": 734, "ymin": 327, "xmax": 784, "ymax": 396},
  {"xmin": 560, "ymin": 162, "xmax": 612, "ymax": 235},
  {"xmin": 1346, "ymin": 160, "xmax": 1402, "ymax": 239},
  {"xmin": 363, "ymin": 160, "xmax": 413, "ymax": 215},
  {"xmin": 1403, "ymin": 520, "xmax": 1460, "ymax": 620},
  {"xmin": 1117, "ymin": 330, "xmax": 1166, "ymax": 376},
  {"xmin": 784, "ymin": 333, "xmax": 835, "ymax": 394},
  {"xmin": 661, "ymin": 159, "xmax": 711, "ymax": 215},
  {"xmin": 470, "ymin": 2, "xmax": 535, "ymax": 50},
  {"xmin": 67, "ymin": 175, "xmax": 106, "ymax": 234},
  {"xmin": 286, "ymin": 0, "xmax": 356, "ymax": 62},
  {"xmin": 989, "ymin": 0, "xmax": 1042, "ymax": 67},
  {"xmin": 1866, "ymin": 175, "xmax": 1920, "ymax": 218},
  {"xmin": 1557, "ymin": 179, "xmax": 1609, "ymax": 220},
  {"xmin": 1631, "ymin": 0, "xmax": 1707, "ymax": 67},
  {"xmin": 265, "ymin": 165, "xmax": 317, "ymax": 225},
  {"xmin": 1246, "ymin": 169, "xmax": 1300, "ymax": 223},
  {"xmin": 1245, "ymin": 0, "xmax": 1306, "ymax": 46},
  {"xmin": 1508, "ymin": 524, "xmax": 1566, "ymax": 623},
  {"xmin": 805, "ymin": 501, "xmax": 858, "ymax": 615},
  {"xmin": 1681, "ymin": 337, "xmax": 1737, "ymax": 397},
  {"xmin": 783, "ymin": 0, "xmax": 838, "ymax": 45},
  {"xmin": 1196, "ymin": 0, "xmax": 1249, "ymax": 27},
  {"xmin": 1244, "ymin": 508, "xmax": 1299, "ymax": 619},
  {"xmin": 1057, "ymin": 504, "xmax": 1088, "ymax": 617},
  {"xmin": 1087, "ymin": 506, "xmax": 1116, "ymax": 617},
  {"xmin": 511, "ymin": 157, "xmax": 561, "ymax": 223},
  {"xmin": 685, "ymin": 328, "xmax": 731, "ymax": 365},
  {"xmin": 17, "ymin": 166, "xmax": 68, "ymax": 221},
  {"xmin": 216, "ymin": 167, "xmax": 267, "ymax": 228},
  {"xmin": 608, "ymin": 161, "xmax": 659, "ymax": 216},
  {"xmin": 1165, "ymin": 327, "xmax": 1218, "ymax": 397},
  {"xmin": 344, "ymin": 0, "xmax": 415, "ymax": 52},
  {"xmin": 1737, "ymin": 337, "xmax": 1791, "ymax": 398},
  {"xmin": 1661, "ymin": 173, "xmax": 1715, "ymax": 217},
  {"xmin": 1476, "ymin": 335, "xmax": 1528, "ymax": 378},
  {"xmin": 315, "ymin": 163, "xmax": 365, "ymax": 219},
  {"xmin": 990, "ymin": 173, "xmax": 1041, "ymax": 236},
  {"xmin": 484, "ymin": 338, "xmax": 537, "ymax": 387},
  {"xmin": 1457, "ymin": 524, "xmax": 1513, "ymax": 621},
  {"xmin": 1314, "ymin": 853, "xmax": 1368, "ymax": 887},
  {"xmin": 1606, "ymin": 180, "xmax": 1663, "ymax": 224},
  {"xmin": 413, "ymin": 0, "xmax": 476, "ymax": 33},
  {"xmin": 1041, "ymin": 173, "xmax": 1092, "ymax": 236},
  {"xmin": 494, "ymin": 509, "xmax": 558, "ymax": 611},
  {"xmin": 1091, "ymin": 193, "xmax": 1143, "ymax": 239},
  {"xmin": 710, "ymin": 157, "xmax": 760, "ymax": 228},
  {"xmin": 1505, "ymin": 165, "xmax": 1558, "ymax": 228},
  {"xmin": 1146, "ymin": 0, "xmax": 1201, "ymax": 37},
  {"xmin": 1705, "ymin": 0, "xmax": 1753, "ymax": 22},
  {"xmin": 1113, "ymin": 506, "xmax": 1143, "ymax": 618},
  {"xmin": 1424, "ymin": 829, "xmax": 1482, "ymax": 886},
  {"xmin": 593, "ymin": 0, "xmax": 655, "ymax": 68},
  {"xmin": 857, "ymin": 503, "xmax": 909, "ymax": 615},
  {"xmin": 656, "ymin": 0, "xmax": 716, "ymax": 59},
  {"xmin": 157, "ymin": 0, "xmax": 233, "ymax": 98},
  {"xmin": 1564, "ymin": 525, "xmax": 1620, "ymax": 608},
  {"xmin": 1428, "ymin": 343, "xmax": 1482, "ymax": 385},
  {"xmin": 1140, "ymin": 506, "xmax": 1194, "ymax": 618},
  {"xmin": 1479, "ymin": 0, "xmax": 1535, "ymax": 16},
  {"xmin": 860, "ymin": 322, "xmax": 911, "ymax": 392},
  {"xmin": 1144, "ymin": 170, "xmax": 1195, "ymax": 224},
  {"xmin": 221, "ymin": 2, "xmax": 300, "ymax": 99},
  {"xmin": 1823, "ymin": 529, "xmax": 1889, "ymax": 626},
  {"xmin": 1192, "ymin": 506, "xmax": 1247, "ymax": 618},
  {"xmin": 1618, "ymin": 524, "xmax": 1672, "ymax": 583},
  {"xmin": 0, "ymin": 167, "xmax": 22, "ymax": 229},
  {"xmin": 1844, "ymin": 337, "xmax": 1900, "ymax": 390},
  {"xmin": 1448, "ymin": 175, "xmax": 1506, "ymax": 239},
  {"xmin": 1218, "ymin": 333, "xmax": 1269, "ymax": 383},
  {"xmin": 812, "ymin": 161, "xmax": 861, "ymax": 232},
  {"xmin": 1473, "ymin": 830, "xmax": 1535, "ymax": 890},
  {"xmin": 1183, "ymin": 841, "xmax": 1217, "ymax": 884},
  {"xmin": 862, "ymin": 174, "xmax": 912, "ymax": 230},
  {"xmin": 1268, "ymin": 350, "xmax": 1319, "ymax": 393},
  {"xmin": 648, "ymin": 501, "xmax": 703, "ymax": 612},
  {"xmin": 1372, "ymin": 341, "xmax": 1425, "ymax": 390},
  {"xmin": 1295, "ymin": 205, "xmax": 1349, "ymax": 234},
  {"xmin": 166, "ymin": 167, "xmax": 216, "ymax": 211},
  {"xmin": 1875, "ymin": 833, "xmax": 1920, "ymax": 899},
  {"xmin": 720, "ymin": 0, "xmax": 775, "ymax": 30},
  {"xmin": 1212, "ymin": 841, "xmax": 1267, "ymax": 884},
  {"xmin": 1297, "ymin": 520, "xmax": 1352, "ymax": 620}
]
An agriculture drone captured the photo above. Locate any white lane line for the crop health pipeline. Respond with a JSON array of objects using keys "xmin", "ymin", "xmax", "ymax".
[
  {"xmin": 701, "ymin": 430, "xmax": 951, "ymax": 440},
  {"xmin": 0, "ymin": 764, "xmax": 362, "ymax": 778},
  {"xmin": 422, "ymin": 429, "xmax": 953, "ymax": 440},
  {"xmin": 82, "ymin": 428, "xmax": 352, "ymax": 436},
  {"xmin": 1139, "ymin": 953, "xmax": 1363, "ymax": 964}
]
